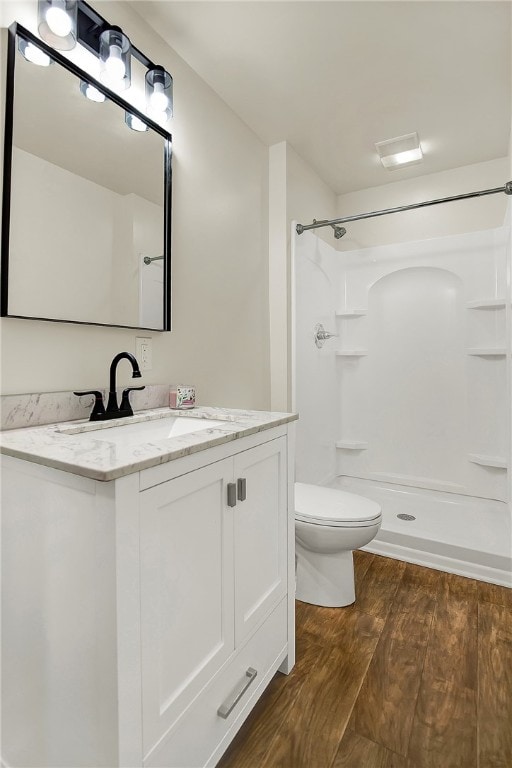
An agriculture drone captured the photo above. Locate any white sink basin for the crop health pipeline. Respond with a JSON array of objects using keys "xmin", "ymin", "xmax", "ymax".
[{"xmin": 64, "ymin": 416, "xmax": 226, "ymax": 446}]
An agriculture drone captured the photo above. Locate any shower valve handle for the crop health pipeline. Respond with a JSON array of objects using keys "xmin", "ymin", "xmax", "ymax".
[{"xmin": 314, "ymin": 323, "xmax": 339, "ymax": 348}]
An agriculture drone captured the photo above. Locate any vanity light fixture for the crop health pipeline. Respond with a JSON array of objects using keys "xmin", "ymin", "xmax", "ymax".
[
  {"xmin": 99, "ymin": 26, "xmax": 131, "ymax": 90},
  {"xmin": 375, "ymin": 132, "xmax": 423, "ymax": 170},
  {"xmin": 125, "ymin": 112, "xmax": 148, "ymax": 132},
  {"xmin": 18, "ymin": 38, "xmax": 53, "ymax": 66},
  {"xmin": 32, "ymin": 1, "xmax": 174, "ymax": 122},
  {"xmin": 75, "ymin": 2, "xmax": 173, "ymax": 121},
  {"xmin": 145, "ymin": 65, "xmax": 173, "ymax": 122},
  {"xmin": 79, "ymin": 79, "xmax": 105, "ymax": 102},
  {"xmin": 37, "ymin": 0, "xmax": 78, "ymax": 50}
]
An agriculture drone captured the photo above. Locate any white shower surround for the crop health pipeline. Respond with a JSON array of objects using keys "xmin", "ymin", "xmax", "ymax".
[
  {"xmin": 292, "ymin": 221, "xmax": 512, "ymax": 586},
  {"xmin": 334, "ymin": 476, "xmax": 510, "ymax": 586}
]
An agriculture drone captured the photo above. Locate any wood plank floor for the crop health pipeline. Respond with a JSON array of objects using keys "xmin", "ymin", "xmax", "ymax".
[{"xmin": 218, "ymin": 552, "xmax": 512, "ymax": 768}]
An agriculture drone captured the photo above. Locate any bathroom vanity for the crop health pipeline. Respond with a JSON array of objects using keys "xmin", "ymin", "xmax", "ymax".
[{"xmin": 1, "ymin": 407, "xmax": 297, "ymax": 768}]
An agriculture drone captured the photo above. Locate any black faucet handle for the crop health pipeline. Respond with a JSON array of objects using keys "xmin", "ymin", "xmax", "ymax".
[
  {"xmin": 120, "ymin": 386, "xmax": 146, "ymax": 416},
  {"xmin": 73, "ymin": 391, "xmax": 106, "ymax": 421}
]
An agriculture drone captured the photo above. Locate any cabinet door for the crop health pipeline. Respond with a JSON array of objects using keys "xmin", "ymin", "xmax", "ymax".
[
  {"xmin": 139, "ymin": 459, "xmax": 235, "ymax": 759},
  {"xmin": 233, "ymin": 437, "xmax": 288, "ymax": 645}
]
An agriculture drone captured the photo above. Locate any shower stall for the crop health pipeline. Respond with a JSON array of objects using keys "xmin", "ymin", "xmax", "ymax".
[{"xmin": 292, "ymin": 188, "xmax": 512, "ymax": 587}]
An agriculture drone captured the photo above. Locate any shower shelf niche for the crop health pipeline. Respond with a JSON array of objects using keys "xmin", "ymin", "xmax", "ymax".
[
  {"xmin": 336, "ymin": 440, "xmax": 368, "ymax": 450},
  {"xmin": 335, "ymin": 309, "xmax": 367, "ymax": 318},
  {"xmin": 468, "ymin": 454, "xmax": 507, "ymax": 469},
  {"xmin": 466, "ymin": 348, "xmax": 507, "ymax": 357},
  {"xmin": 336, "ymin": 350, "xmax": 368, "ymax": 357},
  {"xmin": 466, "ymin": 299, "xmax": 507, "ymax": 309}
]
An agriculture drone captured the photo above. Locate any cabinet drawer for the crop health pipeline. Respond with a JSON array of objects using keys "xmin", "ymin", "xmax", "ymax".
[{"xmin": 144, "ymin": 598, "xmax": 288, "ymax": 768}]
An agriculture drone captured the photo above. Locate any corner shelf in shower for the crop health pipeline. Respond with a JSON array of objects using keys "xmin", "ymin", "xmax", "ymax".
[
  {"xmin": 336, "ymin": 350, "xmax": 368, "ymax": 357},
  {"xmin": 466, "ymin": 349, "xmax": 507, "ymax": 357},
  {"xmin": 466, "ymin": 299, "xmax": 507, "ymax": 310},
  {"xmin": 468, "ymin": 454, "xmax": 507, "ymax": 469},
  {"xmin": 336, "ymin": 440, "xmax": 368, "ymax": 450},
  {"xmin": 335, "ymin": 309, "xmax": 367, "ymax": 318}
]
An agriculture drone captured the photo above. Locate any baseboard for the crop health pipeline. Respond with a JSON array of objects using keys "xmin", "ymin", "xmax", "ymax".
[{"xmin": 363, "ymin": 539, "xmax": 512, "ymax": 588}]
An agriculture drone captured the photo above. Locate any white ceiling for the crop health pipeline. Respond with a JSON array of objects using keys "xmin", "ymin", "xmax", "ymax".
[{"xmin": 133, "ymin": 1, "xmax": 511, "ymax": 195}]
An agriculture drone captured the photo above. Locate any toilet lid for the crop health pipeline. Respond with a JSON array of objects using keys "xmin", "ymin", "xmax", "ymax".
[{"xmin": 295, "ymin": 482, "xmax": 382, "ymax": 527}]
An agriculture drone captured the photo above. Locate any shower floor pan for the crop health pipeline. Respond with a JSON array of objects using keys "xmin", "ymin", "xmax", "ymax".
[{"xmin": 330, "ymin": 476, "xmax": 511, "ymax": 587}]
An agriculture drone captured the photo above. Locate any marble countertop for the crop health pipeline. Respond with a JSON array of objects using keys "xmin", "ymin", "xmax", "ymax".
[{"xmin": 0, "ymin": 406, "xmax": 298, "ymax": 482}]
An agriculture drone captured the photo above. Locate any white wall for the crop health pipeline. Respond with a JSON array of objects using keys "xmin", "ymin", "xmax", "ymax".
[
  {"xmin": 508, "ymin": 126, "xmax": 512, "ymax": 509},
  {"xmin": 292, "ymin": 230, "xmax": 339, "ymax": 485},
  {"xmin": 9, "ymin": 147, "xmax": 112, "ymax": 321},
  {"xmin": 0, "ymin": 1, "xmax": 270, "ymax": 409},
  {"xmin": 110, "ymin": 193, "xmax": 165, "ymax": 329},
  {"xmin": 269, "ymin": 141, "xmax": 337, "ymax": 411},
  {"xmin": 507, "ymin": 196, "xmax": 512, "ymax": 508}
]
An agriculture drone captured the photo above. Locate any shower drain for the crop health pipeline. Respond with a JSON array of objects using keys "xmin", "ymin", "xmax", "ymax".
[{"xmin": 397, "ymin": 513, "xmax": 416, "ymax": 521}]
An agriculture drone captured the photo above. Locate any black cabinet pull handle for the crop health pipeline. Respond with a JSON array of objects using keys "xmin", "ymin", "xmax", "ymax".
[{"xmin": 237, "ymin": 477, "xmax": 247, "ymax": 501}]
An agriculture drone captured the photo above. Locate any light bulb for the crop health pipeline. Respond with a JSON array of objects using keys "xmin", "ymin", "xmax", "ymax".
[
  {"xmin": 80, "ymin": 81, "xmax": 106, "ymax": 102},
  {"xmin": 149, "ymin": 109, "xmax": 168, "ymax": 125},
  {"xmin": 126, "ymin": 114, "xmax": 148, "ymax": 132},
  {"xmin": 23, "ymin": 42, "xmax": 52, "ymax": 67},
  {"xmin": 105, "ymin": 45, "xmax": 125, "ymax": 81},
  {"xmin": 85, "ymin": 85, "xmax": 105, "ymax": 102},
  {"xmin": 45, "ymin": 5, "xmax": 72, "ymax": 37},
  {"xmin": 149, "ymin": 82, "xmax": 168, "ymax": 112}
]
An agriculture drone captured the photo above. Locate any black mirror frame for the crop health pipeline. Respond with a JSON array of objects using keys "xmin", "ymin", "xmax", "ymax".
[{"xmin": 1, "ymin": 23, "xmax": 172, "ymax": 332}]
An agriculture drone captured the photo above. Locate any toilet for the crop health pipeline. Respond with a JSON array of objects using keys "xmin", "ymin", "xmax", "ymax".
[{"xmin": 295, "ymin": 482, "xmax": 382, "ymax": 607}]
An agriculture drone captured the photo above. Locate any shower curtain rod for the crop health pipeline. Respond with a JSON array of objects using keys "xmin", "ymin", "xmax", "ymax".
[{"xmin": 296, "ymin": 180, "xmax": 512, "ymax": 236}]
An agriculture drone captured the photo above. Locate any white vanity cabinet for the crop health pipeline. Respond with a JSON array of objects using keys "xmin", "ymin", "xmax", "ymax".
[
  {"xmin": 1, "ymin": 421, "xmax": 295, "ymax": 768},
  {"xmin": 140, "ymin": 437, "xmax": 288, "ymax": 766}
]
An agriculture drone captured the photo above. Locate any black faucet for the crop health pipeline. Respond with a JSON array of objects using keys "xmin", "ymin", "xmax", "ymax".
[
  {"xmin": 105, "ymin": 352, "xmax": 145, "ymax": 418},
  {"xmin": 74, "ymin": 352, "xmax": 145, "ymax": 422}
]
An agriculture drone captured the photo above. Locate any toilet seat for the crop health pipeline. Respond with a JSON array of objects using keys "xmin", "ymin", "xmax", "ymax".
[{"xmin": 295, "ymin": 482, "xmax": 382, "ymax": 528}]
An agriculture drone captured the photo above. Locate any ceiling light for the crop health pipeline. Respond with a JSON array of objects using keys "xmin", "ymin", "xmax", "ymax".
[
  {"xmin": 375, "ymin": 132, "xmax": 423, "ymax": 170},
  {"xmin": 37, "ymin": 0, "xmax": 77, "ymax": 51}
]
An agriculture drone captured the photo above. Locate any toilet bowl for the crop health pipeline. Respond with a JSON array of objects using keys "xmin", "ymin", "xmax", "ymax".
[{"xmin": 295, "ymin": 482, "xmax": 382, "ymax": 607}]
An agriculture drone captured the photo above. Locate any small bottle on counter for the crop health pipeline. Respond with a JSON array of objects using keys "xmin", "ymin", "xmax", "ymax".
[{"xmin": 169, "ymin": 385, "xmax": 196, "ymax": 409}]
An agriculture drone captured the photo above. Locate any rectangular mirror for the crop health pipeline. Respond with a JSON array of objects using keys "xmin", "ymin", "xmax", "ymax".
[{"xmin": 1, "ymin": 24, "xmax": 172, "ymax": 331}]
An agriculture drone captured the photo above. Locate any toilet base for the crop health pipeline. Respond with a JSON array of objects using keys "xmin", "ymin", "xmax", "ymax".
[{"xmin": 295, "ymin": 543, "xmax": 355, "ymax": 607}]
